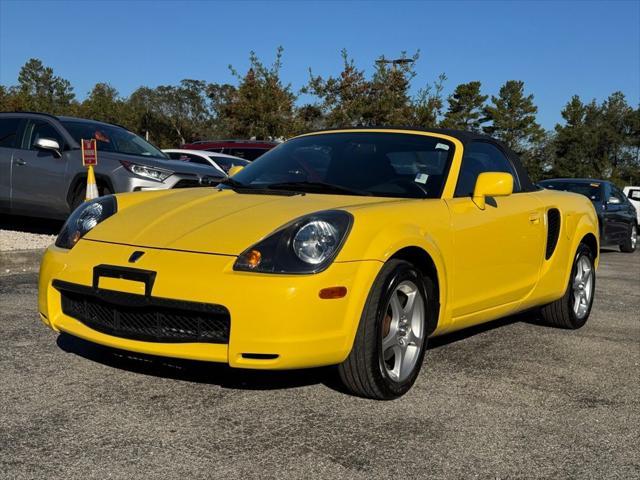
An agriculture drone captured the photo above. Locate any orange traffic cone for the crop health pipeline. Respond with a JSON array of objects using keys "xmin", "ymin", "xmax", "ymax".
[{"xmin": 85, "ymin": 165, "xmax": 99, "ymax": 201}]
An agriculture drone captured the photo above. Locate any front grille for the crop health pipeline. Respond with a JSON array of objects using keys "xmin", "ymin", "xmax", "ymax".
[
  {"xmin": 546, "ymin": 208, "xmax": 561, "ymax": 259},
  {"xmin": 54, "ymin": 280, "xmax": 230, "ymax": 344}
]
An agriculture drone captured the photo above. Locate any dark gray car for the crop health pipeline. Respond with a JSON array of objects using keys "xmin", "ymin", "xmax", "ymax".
[
  {"xmin": 539, "ymin": 178, "xmax": 637, "ymax": 253},
  {"xmin": 0, "ymin": 112, "xmax": 225, "ymax": 219}
]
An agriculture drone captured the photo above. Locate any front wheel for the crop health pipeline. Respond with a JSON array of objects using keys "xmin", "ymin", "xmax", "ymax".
[
  {"xmin": 620, "ymin": 223, "xmax": 637, "ymax": 253},
  {"xmin": 540, "ymin": 243, "xmax": 595, "ymax": 329},
  {"xmin": 70, "ymin": 184, "xmax": 112, "ymax": 212},
  {"xmin": 338, "ymin": 260, "xmax": 434, "ymax": 400}
]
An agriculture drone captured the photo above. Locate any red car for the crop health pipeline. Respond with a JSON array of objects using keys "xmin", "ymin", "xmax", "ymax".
[{"xmin": 181, "ymin": 140, "xmax": 279, "ymax": 161}]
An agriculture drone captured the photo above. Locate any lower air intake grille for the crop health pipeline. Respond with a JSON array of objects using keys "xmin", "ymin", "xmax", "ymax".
[
  {"xmin": 55, "ymin": 280, "xmax": 230, "ymax": 344},
  {"xmin": 546, "ymin": 208, "xmax": 561, "ymax": 259}
]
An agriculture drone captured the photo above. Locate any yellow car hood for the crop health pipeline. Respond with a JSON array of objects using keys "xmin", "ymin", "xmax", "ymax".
[{"xmin": 85, "ymin": 188, "xmax": 398, "ymax": 255}]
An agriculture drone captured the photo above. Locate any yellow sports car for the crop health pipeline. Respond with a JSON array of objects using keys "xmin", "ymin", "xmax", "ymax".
[{"xmin": 38, "ymin": 128, "xmax": 599, "ymax": 399}]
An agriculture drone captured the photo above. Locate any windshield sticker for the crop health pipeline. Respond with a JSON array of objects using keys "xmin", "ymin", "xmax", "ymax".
[
  {"xmin": 415, "ymin": 173, "xmax": 429, "ymax": 184},
  {"xmin": 435, "ymin": 143, "xmax": 449, "ymax": 151}
]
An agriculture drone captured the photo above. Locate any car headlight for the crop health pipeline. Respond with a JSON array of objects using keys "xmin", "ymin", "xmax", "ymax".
[
  {"xmin": 120, "ymin": 160, "xmax": 173, "ymax": 182},
  {"xmin": 55, "ymin": 196, "xmax": 117, "ymax": 249},
  {"xmin": 234, "ymin": 210, "xmax": 353, "ymax": 274}
]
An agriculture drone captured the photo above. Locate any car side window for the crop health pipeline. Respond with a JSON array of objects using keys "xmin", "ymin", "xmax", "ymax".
[
  {"xmin": 22, "ymin": 120, "xmax": 65, "ymax": 150},
  {"xmin": 610, "ymin": 186, "xmax": 627, "ymax": 204},
  {"xmin": 0, "ymin": 118, "xmax": 21, "ymax": 148},
  {"xmin": 185, "ymin": 154, "xmax": 211, "ymax": 166},
  {"xmin": 454, "ymin": 141, "xmax": 520, "ymax": 197}
]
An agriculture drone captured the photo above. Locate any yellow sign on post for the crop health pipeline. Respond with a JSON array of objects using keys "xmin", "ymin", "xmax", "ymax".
[{"xmin": 81, "ymin": 139, "xmax": 99, "ymax": 201}]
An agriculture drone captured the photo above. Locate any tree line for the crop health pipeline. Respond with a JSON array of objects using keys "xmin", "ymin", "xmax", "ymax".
[{"xmin": 1, "ymin": 50, "xmax": 638, "ymax": 184}]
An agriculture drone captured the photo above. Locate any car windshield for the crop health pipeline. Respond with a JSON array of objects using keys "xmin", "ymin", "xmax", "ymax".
[
  {"xmin": 541, "ymin": 181, "xmax": 602, "ymax": 201},
  {"xmin": 210, "ymin": 156, "xmax": 250, "ymax": 172},
  {"xmin": 61, "ymin": 120, "xmax": 167, "ymax": 159},
  {"xmin": 225, "ymin": 132, "xmax": 454, "ymax": 198}
]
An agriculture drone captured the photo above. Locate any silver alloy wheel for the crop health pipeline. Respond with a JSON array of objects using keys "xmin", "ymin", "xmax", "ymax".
[
  {"xmin": 381, "ymin": 280, "xmax": 425, "ymax": 382},
  {"xmin": 572, "ymin": 255, "xmax": 594, "ymax": 319},
  {"xmin": 631, "ymin": 225, "xmax": 637, "ymax": 249}
]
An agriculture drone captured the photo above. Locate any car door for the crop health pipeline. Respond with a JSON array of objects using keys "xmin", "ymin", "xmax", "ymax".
[
  {"xmin": 0, "ymin": 117, "xmax": 22, "ymax": 212},
  {"xmin": 11, "ymin": 118, "xmax": 70, "ymax": 217},
  {"xmin": 603, "ymin": 183, "xmax": 627, "ymax": 243},
  {"xmin": 611, "ymin": 185, "xmax": 636, "ymax": 236},
  {"xmin": 446, "ymin": 141, "xmax": 545, "ymax": 319}
]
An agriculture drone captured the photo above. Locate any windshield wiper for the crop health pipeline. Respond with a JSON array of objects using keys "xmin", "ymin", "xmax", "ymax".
[
  {"xmin": 219, "ymin": 177, "xmax": 247, "ymax": 189},
  {"xmin": 265, "ymin": 181, "xmax": 368, "ymax": 196},
  {"xmin": 218, "ymin": 177, "xmax": 299, "ymax": 196}
]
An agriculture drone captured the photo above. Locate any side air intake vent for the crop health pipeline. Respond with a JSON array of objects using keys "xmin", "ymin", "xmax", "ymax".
[{"xmin": 546, "ymin": 208, "xmax": 561, "ymax": 260}]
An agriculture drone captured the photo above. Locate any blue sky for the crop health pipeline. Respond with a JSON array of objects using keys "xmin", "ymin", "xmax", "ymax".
[{"xmin": 1, "ymin": 0, "xmax": 638, "ymax": 129}]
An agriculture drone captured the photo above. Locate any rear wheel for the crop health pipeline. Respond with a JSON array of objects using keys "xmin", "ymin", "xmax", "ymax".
[
  {"xmin": 620, "ymin": 223, "xmax": 637, "ymax": 253},
  {"xmin": 338, "ymin": 260, "xmax": 434, "ymax": 400},
  {"xmin": 540, "ymin": 243, "xmax": 595, "ymax": 329}
]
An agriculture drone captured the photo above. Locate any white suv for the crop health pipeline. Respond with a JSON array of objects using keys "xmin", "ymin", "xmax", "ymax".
[{"xmin": 624, "ymin": 186, "xmax": 640, "ymax": 224}]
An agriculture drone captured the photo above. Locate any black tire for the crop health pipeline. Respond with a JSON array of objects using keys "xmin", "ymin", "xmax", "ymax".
[
  {"xmin": 540, "ymin": 243, "xmax": 595, "ymax": 329},
  {"xmin": 70, "ymin": 183, "xmax": 112, "ymax": 212},
  {"xmin": 338, "ymin": 259, "xmax": 435, "ymax": 400},
  {"xmin": 620, "ymin": 223, "xmax": 637, "ymax": 253}
]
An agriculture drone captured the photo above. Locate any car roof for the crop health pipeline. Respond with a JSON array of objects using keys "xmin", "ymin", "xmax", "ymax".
[
  {"xmin": 304, "ymin": 126, "xmax": 501, "ymax": 144},
  {"xmin": 187, "ymin": 139, "xmax": 279, "ymax": 145},
  {"xmin": 0, "ymin": 111, "xmax": 131, "ymax": 131},
  {"xmin": 56, "ymin": 115, "xmax": 129, "ymax": 129},
  {"xmin": 540, "ymin": 178, "xmax": 609, "ymax": 184},
  {"xmin": 163, "ymin": 149, "xmax": 245, "ymax": 160}
]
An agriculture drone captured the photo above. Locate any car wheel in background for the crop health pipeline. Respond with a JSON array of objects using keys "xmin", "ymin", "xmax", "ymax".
[
  {"xmin": 70, "ymin": 184, "xmax": 113, "ymax": 212},
  {"xmin": 540, "ymin": 243, "xmax": 595, "ymax": 329},
  {"xmin": 338, "ymin": 259, "xmax": 434, "ymax": 400},
  {"xmin": 620, "ymin": 223, "xmax": 637, "ymax": 253}
]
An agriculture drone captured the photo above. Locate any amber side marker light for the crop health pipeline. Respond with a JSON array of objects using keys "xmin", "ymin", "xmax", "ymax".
[
  {"xmin": 319, "ymin": 286, "xmax": 347, "ymax": 299},
  {"xmin": 246, "ymin": 249, "xmax": 262, "ymax": 269}
]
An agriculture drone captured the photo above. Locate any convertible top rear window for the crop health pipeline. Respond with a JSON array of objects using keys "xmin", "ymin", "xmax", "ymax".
[{"xmin": 228, "ymin": 132, "xmax": 455, "ymax": 199}]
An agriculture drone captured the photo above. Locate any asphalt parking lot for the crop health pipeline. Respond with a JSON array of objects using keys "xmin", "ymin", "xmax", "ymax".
[{"xmin": 1, "ymin": 249, "xmax": 638, "ymax": 479}]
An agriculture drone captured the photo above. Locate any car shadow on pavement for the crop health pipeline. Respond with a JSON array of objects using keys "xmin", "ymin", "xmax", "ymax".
[
  {"xmin": 56, "ymin": 332, "xmax": 335, "ymax": 391},
  {"xmin": 56, "ymin": 311, "xmax": 543, "ymax": 395},
  {"xmin": 0, "ymin": 214, "xmax": 63, "ymax": 235}
]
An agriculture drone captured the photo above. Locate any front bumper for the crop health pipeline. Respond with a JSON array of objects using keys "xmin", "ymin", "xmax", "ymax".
[{"xmin": 38, "ymin": 240, "xmax": 381, "ymax": 369}]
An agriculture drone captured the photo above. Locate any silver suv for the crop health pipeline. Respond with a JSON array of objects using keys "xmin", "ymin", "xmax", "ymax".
[{"xmin": 0, "ymin": 112, "xmax": 225, "ymax": 219}]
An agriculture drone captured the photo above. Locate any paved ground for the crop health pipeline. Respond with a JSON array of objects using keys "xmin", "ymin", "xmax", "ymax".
[{"xmin": 1, "ymin": 250, "xmax": 638, "ymax": 479}]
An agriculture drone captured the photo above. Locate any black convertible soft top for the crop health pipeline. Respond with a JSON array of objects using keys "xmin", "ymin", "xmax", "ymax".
[{"xmin": 314, "ymin": 126, "xmax": 538, "ymax": 193}]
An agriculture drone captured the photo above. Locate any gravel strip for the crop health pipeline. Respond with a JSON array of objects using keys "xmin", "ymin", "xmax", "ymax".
[{"xmin": 0, "ymin": 229, "xmax": 56, "ymax": 252}]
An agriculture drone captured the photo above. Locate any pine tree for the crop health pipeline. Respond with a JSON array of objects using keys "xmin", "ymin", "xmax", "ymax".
[
  {"xmin": 483, "ymin": 80, "xmax": 544, "ymax": 153},
  {"xmin": 220, "ymin": 47, "xmax": 297, "ymax": 139},
  {"xmin": 441, "ymin": 81, "xmax": 487, "ymax": 132},
  {"xmin": 15, "ymin": 58, "xmax": 76, "ymax": 114},
  {"xmin": 303, "ymin": 49, "xmax": 371, "ymax": 128}
]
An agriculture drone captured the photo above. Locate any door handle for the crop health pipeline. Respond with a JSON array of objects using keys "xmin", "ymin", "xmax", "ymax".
[
  {"xmin": 529, "ymin": 212, "xmax": 541, "ymax": 224},
  {"xmin": 14, "ymin": 158, "xmax": 27, "ymax": 166}
]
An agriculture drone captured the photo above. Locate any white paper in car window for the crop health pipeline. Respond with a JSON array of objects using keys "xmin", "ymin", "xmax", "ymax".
[
  {"xmin": 435, "ymin": 143, "xmax": 449, "ymax": 151},
  {"xmin": 415, "ymin": 173, "xmax": 429, "ymax": 184}
]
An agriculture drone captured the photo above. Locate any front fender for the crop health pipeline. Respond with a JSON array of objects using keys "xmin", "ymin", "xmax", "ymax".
[{"xmin": 337, "ymin": 201, "xmax": 453, "ymax": 330}]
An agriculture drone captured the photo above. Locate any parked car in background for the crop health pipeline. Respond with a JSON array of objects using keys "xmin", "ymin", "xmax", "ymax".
[
  {"xmin": 0, "ymin": 112, "xmax": 225, "ymax": 220},
  {"xmin": 539, "ymin": 178, "xmax": 637, "ymax": 252},
  {"xmin": 181, "ymin": 139, "xmax": 279, "ymax": 160},
  {"xmin": 623, "ymin": 186, "xmax": 640, "ymax": 224},
  {"xmin": 40, "ymin": 128, "xmax": 600, "ymax": 399},
  {"xmin": 163, "ymin": 149, "xmax": 250, "ymax": 175}
]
